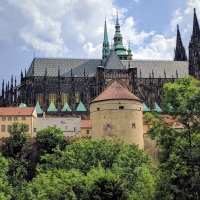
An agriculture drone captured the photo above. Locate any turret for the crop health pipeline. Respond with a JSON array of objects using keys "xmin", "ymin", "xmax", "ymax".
[{"xmin": 174, "ymin": 25, "xmax": 187, "ymax": 61}]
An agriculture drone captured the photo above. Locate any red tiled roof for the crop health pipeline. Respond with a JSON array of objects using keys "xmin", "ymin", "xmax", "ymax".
[
  {"xmin": 92, "ymin": 81, "xmax": 141, "ymax": 103},
  {"xmin": 0, "ymin": 107, "xmax": 35, "ymax": 116},
  {"xmin": 81, "ymin": 120, "xmax": 92, "ymax": 128}
]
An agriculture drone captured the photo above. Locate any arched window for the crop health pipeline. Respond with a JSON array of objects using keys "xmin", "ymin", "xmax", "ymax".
[
  {"xmin": 75, "ymin": 92, "xmax": 80, "ymax": 103},
  {"xmin": 61, "ymin": 93, "xmax": 68, "ymax": 105},
  {"xmin": 49, "ymin": 93, "xmax": 56, "ymax": 105},
  {"xmin": 36, "ymin": 93, "xmax": 43, "ymax": 106}
]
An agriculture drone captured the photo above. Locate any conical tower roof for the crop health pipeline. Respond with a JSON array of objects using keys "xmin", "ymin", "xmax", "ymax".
[{"xmin": 92, "ymin": 81, "xmax": 141, "ymax": 103}]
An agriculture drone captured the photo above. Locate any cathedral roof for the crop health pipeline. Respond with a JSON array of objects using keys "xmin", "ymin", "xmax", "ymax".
[
  {"xmin": 105, "ymin": 50, "xmax": 125, "ymax": 69},
  {"xmin": 92, "ymin": 81, "xmax": 141, "ymax": 103},
  {"xmin": 27, "ymin": 58, "xmax": 101, "ymax": 77},
  {"xmin": 26, "ymin": 57, "xmax": 188, "ymax": 79},
  {"xmin": 121, "ymin": 60, "xmax": 188, "ymax": 78},
  {"xmin": 76, "ymin": 101, "xmax": 87, "ymax": 112}
]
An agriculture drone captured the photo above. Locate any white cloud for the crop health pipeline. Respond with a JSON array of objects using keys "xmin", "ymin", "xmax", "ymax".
[
  {"xmin": 83, "ymin": 42, "xmax": 102, "ymax": 58},
  {"xmin": 121, "ymin": 17, "xmax": 155, "ymax": 46},
  {"xmin": 133, "ymin": 35, "xmax": 175, "ymax": 60},
  {"xmin": 171, "ymin": 8, "xmax": 183, "ymax": 31},
  {"xmin": 77, "ymin": 33, "xmax": 85, "ymax": 43}
]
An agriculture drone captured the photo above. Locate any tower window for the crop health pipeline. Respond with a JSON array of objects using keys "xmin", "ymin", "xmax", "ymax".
[
  {"xmin": 97, "ymin": 107, "xmax": 100, "ymax": 111},
  {"xmin": 119, "ymin": 106, "xmax": 124, "ymax": 109},
  {"xmin": 132, "ymin": 123, "xmax": 136, "ymax": 129}
]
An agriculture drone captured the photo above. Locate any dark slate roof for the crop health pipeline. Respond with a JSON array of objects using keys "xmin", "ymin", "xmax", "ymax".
[
  {"xmin": 105, "ymin": 50, "xmax": 125, "ymax": 69},
  {"xmin": 121, "ymin": 60, "xmax": 188, "ymax": 78},
  {"xmin": 27, "ymin": 58, "xmax": 102, "ymax": 77}
]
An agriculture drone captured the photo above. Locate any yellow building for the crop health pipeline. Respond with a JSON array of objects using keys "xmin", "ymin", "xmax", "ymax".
[
  {"xmin": 0, "ymin": 107, "xmax": 37, "ymax": 137},
  {"xmin": 90, "ymin": 81, "xmax": 144, "ymax": 149},
  {"xmin": 80, "ymin": 120, "xmax": 92, "ymax": 137}
]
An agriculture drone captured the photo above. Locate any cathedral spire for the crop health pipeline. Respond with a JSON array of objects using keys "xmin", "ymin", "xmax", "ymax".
[
  {"xmin": 174, "ymin": 24, "xmax": 187, "ymax": 61},
  {"xmin": 113, "ymin": 12, "xmax": 130, "ymax": 60},
  {"xmin": 102, "ymin": 17, "xmax": 110, "ymax": 65},
  {"xmin": 192, "ymin": 8, "xmax": 200, "ymax": 40}
]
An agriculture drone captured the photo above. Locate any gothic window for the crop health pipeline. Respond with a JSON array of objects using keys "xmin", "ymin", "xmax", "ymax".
[
  {"xmin": 36, "ymin": 93, "xmax": 43, "ymax": 106},
  {"xmin": 49, "ymin": 93, "xmax": 56, "ymax": 105},
  {"xmin": 75, "ymin": 92, "xmax": 80, "ymax": 103},
  {"xmin": 61, "ymin": 93, "xmax": 68, "ymax": 105}
]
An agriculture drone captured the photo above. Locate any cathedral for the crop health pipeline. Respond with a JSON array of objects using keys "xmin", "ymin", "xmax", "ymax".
[{"xmin": 0, "ymin": 9, "xmax": 199, "ymax": 115}]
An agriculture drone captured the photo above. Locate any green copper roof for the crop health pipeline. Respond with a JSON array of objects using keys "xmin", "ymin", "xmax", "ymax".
[
  {"xmin": 142, "ymin": 103, "xmax": 150, "ymax": 112},
  {"xmin": 103, "ymin": 20, "xmax": 109, "ymax": 44},
  {"xmin": 19, "ymin": 103, "xmax": 27, "ymax": 107},
  {"xmin": 61, "ymin": 102, "xmax": 72, "ymax": 112},
  {"xmin": 36, "ymin": 102, "xmax": 43, "ymax": 114},
  {"xmin": 47, "ymin": 102, "xmax": 58, "ymax": 112},
  {"xmin": 76, "ymin": 101, "xmax": 87, "ymax": 112},
  {"xmin": 155, "ymin": 102, "xmax": 162, "ymax": 113}
]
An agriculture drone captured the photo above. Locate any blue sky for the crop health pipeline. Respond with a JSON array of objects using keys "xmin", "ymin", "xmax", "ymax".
[{"xmin": 0, "ymin": 0, "xmax": 200, "ymax": 88}]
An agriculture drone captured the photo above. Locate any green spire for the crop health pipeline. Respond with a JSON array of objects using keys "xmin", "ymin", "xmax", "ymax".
[
  {"xmin": 47, "ymin": 102, "xmax": 58, "ymax": 112},
  {"xmin": 142, "ymin": 103, "xmax": 150, "ymax": 112},
  {"xmin": 61, "ymin": 102, "xmax": 72, "ymax": 112},
  {"xmin": 113, "ymin": 13, "xmax": 127, "ymax": 56},
  {"xmin": 127, "ymin": 43, "xmax": 132, "ymax": 56},
  {"xmin": 36, "ymin": 102, "xmax": 43, "ymax": 115},
  {"xmin": 102, "ymin": 17, "xmax": 110, "ymax": 65},
  {"xmin": 76, "ymin": 101, "xmax": 87, "ymax": 112}
]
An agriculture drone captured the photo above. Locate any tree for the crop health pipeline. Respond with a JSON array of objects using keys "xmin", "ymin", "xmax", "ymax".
[
  {"xmin": 147, "ymin": 76, "xmax": 200, "ymax": 199},
  {"xmin": 0, "ymin": 154, "xmax": 12, "ymax": 200},
  {"xmin": 36, "ymin": 126, "xmax": 68, "ymax": 155},
  {"xmin": 0, "ymin": 122, "xmax": 35, "ymax": 198},
  {"xmin": 37, "ymin": 139, "xmax": 156, "ymax": 199}
]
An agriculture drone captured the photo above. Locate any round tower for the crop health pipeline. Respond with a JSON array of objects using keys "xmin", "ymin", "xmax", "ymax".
[{"xmin": 90, "ymin": 81, "xmax": 143, "ymax": 149}]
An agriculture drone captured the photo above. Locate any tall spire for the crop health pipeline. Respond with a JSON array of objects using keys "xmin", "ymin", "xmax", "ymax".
[
  {"xmin": 102, "ymin": 17, "xmax": 110, "ymax": 65},
  {"xmin": 113, "ymin": 12, "xmax": 129, "ymax": 59},
  {"xmin": 174, "ymin": 25, "xmax": 187, "ymax": 61},
  {"xmin": 192, "ymin": 8, "xmax": 200, "ymax": 40}
]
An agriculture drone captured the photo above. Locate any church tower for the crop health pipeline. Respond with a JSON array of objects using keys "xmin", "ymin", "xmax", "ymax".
[
  {"xmin": 189, "ymin": 8, "xmax": 200, "ymax": 79},
  {"xmin": 102, "ymin": 18, "xmax": 110, "ymax": 66},
  {"xmin": 174, "ymin": 25, "xmax": 187, "ymax": 61},
  {"xmin": 113, "ymin": 13, "xmax": 132, "ymax": 60}
]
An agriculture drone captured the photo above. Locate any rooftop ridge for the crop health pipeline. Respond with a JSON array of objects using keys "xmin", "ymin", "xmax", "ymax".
[{"xmin": 34, "ymin": 57, "xmax": 102, "ymax": 60}]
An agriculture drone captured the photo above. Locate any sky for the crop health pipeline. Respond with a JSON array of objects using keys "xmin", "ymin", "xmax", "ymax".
[{"xmin": 0, "ymin": 0, "xmax": 200, "ymax": 90}]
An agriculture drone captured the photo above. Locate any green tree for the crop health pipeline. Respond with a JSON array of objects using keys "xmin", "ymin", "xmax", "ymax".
[
  {"xmin": 37, "ymin": 139, "xmax": 156, "ymax": 199},
  {"xmin": 0, "ymin": 153, "xmax": 12, "ymax": 200},
  {"xmin": 147, "ymin": 76, "xmax": 200, "ymax": 199},
  {"xmin": 36, "ymin": 126, "xmax": 68, "ymax": 155},
  {"xmin": 0, "ymin": 122, "xmax": 35, "ymax": 198},
  {"xmin": 85, "ymin": 167, "xmax": 128, "ymax": 200}
]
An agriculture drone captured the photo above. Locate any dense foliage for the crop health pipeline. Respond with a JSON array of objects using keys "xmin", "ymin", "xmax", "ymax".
[
  {"xmin": 0, "ymin": 123, "xmax": 156, "ymax": 200},
  {"xmin": 145, "ymin": 76, "xmax": 200, "ymax": 200}
]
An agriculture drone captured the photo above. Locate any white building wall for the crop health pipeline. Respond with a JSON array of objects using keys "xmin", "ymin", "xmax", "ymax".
[{"xmin": 33, "ymin": 117, "xmax": 81, "ymax": 137}]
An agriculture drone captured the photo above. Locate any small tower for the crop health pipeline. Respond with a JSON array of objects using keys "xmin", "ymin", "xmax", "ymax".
[
  {"xmin": 90, "ymin": 81, "xmax": 143, "ymax": 148},
  {"xmin": 113, "ymin": 12, "xmax": 131, "ymax": 60},
  {"xmin": 174, "ymin": 25, "xmax": 187, "ymax": 61},
  {"xmin": 102, "ymin": 17, "xmax": 110, "ymax": 66},
  {"xmin": 189, "ymin": 8, "xmax": 200, "ymax": 79}
]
